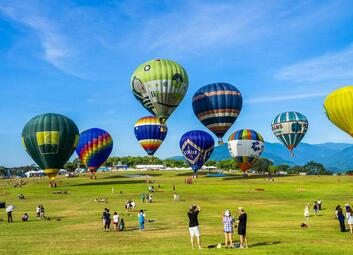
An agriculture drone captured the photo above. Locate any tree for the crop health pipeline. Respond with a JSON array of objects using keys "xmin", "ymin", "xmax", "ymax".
[
  {"xmin": 303, "ymin": 161, "xmax": 327, "ymax": 175},
  {"xmin": 252, "ymin": 158, "xmax": 273, "ymax": 174}
]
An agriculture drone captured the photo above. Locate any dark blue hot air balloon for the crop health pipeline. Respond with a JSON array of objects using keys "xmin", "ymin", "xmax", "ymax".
[
  {"xmin": 76, "ymin": 128, "xmax": 113, "ymax": 174},
  {"xmin": 179, "ymin": 130, "xmax": 214, "ymax": 173},
  {"xmin": 192, "ymin": 83, "xmax": 242, "ymax": 144}
]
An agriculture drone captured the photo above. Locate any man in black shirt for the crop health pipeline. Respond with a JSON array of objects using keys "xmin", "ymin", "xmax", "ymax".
[
  {"xmin": 187, "ymin": 204, "xmax": 201, "ymax": 249},
  {"xmin": 236, "ymin": 207, "xmax": 248, "ymax": 248}
]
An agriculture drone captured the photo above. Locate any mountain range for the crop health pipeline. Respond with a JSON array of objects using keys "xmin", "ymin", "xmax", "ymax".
[{"xmin": 171, "ymin": 142, "xmax": 353, "ymax": 172}]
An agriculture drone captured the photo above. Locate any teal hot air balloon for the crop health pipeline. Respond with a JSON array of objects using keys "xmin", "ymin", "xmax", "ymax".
[
  {"xmin": 22, "ymin": 113, "xmax": 79, "ymax": 179},
  {"xmin": 131, "ymin": 59, "xmax": 189, "ymax": 123},
  {"xmin": 192, "ymin": 83, "xmax": 242, "ymax": 144},
  {"xmin": 271, "ymin": 112, "xmax": 308, "ymax": 157}
]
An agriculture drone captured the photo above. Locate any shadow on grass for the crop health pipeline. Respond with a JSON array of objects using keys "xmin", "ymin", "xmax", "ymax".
[
  {"xmin": 222, "ymin": 175, "xmax": 293, "ymax": 181},
  {"xmin": 249, "ymin": 241, "xmax": 281, "ymax": 247},
  {"xmin": 71, "ymin": 180, "xmax": 145, "ymax": 187},
  {"xmin": 176, "ymin": 172, "xmax": 209, "ymax": 177},
  {"xmin": 105, "ymin": 173, "xmax": 162, "ymax": 179}
]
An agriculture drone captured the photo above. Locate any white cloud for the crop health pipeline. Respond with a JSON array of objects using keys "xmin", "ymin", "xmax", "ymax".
[
  {"xmin": 247, "ymin": 91, "xmax": 327, "ymax": 104},
  {"xmin": 275, "ymin": 45, "xmax": 353, "ymax": 82},
  {"xmin": 0, "ymin": 3, "xmax": 71, "ymax": 68}
]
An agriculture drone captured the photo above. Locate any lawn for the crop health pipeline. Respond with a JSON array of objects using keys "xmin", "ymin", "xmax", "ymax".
[{"xmin": 0, "ymin": 172, "xmax": 352, "ymax": 255}]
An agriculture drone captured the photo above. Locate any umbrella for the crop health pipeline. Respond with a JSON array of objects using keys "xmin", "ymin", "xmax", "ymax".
[{"xmin": 6, "ymin": 205, "xmax": 14, "ymax": 213}]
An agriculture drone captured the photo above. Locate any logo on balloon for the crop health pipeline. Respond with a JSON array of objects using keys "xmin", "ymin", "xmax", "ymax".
[{"xmin": 251, "ymin": 141, "xmax": 264, "ymax": 153}]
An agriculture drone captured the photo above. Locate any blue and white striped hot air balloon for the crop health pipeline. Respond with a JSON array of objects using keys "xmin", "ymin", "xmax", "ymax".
[
  {"xmin": 271, "ymin": 111, "xmax": 308, "ymax": 157},
  {"xmin": 192, "ymin": 83, "xmax": 242, "ymax": 144}
]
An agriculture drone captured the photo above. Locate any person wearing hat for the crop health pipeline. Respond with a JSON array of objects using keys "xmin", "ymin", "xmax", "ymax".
[
  {"xmin": 222, "ymin": 210, "xmax": 234, "ymax": 248},
  {"xmin": 236, "ymin": 207, "xmax": 248, "ymax": 248},
  {"xmin": 187, "ymin": 204, "xmax": 201, "ymax": 249}
]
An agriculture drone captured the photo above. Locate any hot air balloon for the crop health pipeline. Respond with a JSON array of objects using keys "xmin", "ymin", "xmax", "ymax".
[
  {"xmin": 192, "ymin": 83, "xmax": 242, "ymax": 144},
  {"xmin": 22, "ymin": 113, "xmax": 79, "ymax": 180},
  {"xmin": 324, "ymin": 86, "xmax": 353, "ymax": 137},
  {"xmin": 271, "ymin": 112, "xmax": 308, "ymax": 157},
  {"xmin": 131, "ymin": 59, "xmax": 189, "ymax": 123},
  {"xmin": 76, "ymin": 128, "xmax": 113, "ymax": 175},
  {"xmin": 179, "ymin": 130, "xmax": 214, "ymax": 173},
  {"xmin": 134, "ymin": 116, "xmax": 167, "ymax": 156},
  {"xmin": 228, "ymin": 129, "xmax": 264, "ymax": 173}
]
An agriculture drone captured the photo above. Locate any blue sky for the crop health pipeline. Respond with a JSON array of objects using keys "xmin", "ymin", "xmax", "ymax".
[{"xmin": 1, "ymin": 0, "xmax": 353, "ymax": 166}]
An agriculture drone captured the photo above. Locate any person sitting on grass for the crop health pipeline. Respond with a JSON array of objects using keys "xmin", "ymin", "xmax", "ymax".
[
  {"xmin": 222, "ymin": 210, "xmax": 234, "ymax": 248},
  {"xmin": 118, "ymin": 218, "xmax": 125, "ymax": 231},
  {"xmin": 236, "ymin": 207, "xmax": 248, "ymax": 249},
  {"xmin": 22, "ymin": 213, "xmax": 29, "ymax": 222}
]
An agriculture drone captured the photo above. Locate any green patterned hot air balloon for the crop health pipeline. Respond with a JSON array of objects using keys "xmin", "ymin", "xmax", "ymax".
[
  {"xmin": 131, "ymin": 59, "xmax": 189, "ymax": 123},
  {"xmin": 22, "ymin": 113, "xmax": 79, "ymax": 179}
]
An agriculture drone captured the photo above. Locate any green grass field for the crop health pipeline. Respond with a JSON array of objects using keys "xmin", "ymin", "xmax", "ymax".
[{"xmin": 1, "ymin": 172, "xmax": 352, "ymax": 255}]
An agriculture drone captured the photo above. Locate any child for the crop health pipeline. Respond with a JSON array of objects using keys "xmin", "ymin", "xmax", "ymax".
[
  {"xmin": 118, "ymin": 219, "xmax": 125, "ymax": 231},
  {"xmin": 113, "ymin": 211, "xmax": 119, "ymax": 232}
]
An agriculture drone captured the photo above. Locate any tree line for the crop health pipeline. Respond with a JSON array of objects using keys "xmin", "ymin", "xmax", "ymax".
[{"xmin": 0, "ymin": 157, "xmax": 342, "ymax": 177}]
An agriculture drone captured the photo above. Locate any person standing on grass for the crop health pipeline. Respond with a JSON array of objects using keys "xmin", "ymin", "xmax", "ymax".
[
  {"xmin": 337, "ymin": 205, "xmax": 346, "ymax": 232},
  {"xmin": 104, "ymin": 209, "xmax": 111, "ymax": 232},
  {"xmin": 304, "ymin": 203, "xmax": 311, "ymax": 227},
  {"xmin": 236, "ymin": 207, "xmax": 248, "ymax": 248},
  {"xmin": 141, "ymin": 193, "xmax": 145, "ymax": 203},
  {"xmin": 113, "ymin": 211, "xmax": 119, "ymax": 232},
  {"xmin": 36, "ymin": 205, "xmax": 41, "ymax": 220},
  {"xmin": 40, "ymin": 205, "xmax": 45, "ymax": 220},
  {"xmin": 318, "ymin": 199, "xmax": 322, "ymax": 210},
  {"xmin": 187, "ymin": 204, "xmax": 201, "ymax": 249},
  {"xmin": 102, "ymin": 208, "xmax": 107, "ymax": 230},
  {"xmin": 222, "ymin": 210, "xmax": 234, "ymax": 248},
  {"xmin": 313, "ymin": 201, "xmax": 318, "ymax": 216},
  {"xmin": 138, "ymin": 210, "xmax": 145, "ymax": 231},
  {"xmin": 347, "ymin": 207, "xmax": 353, "ymax": 234}
]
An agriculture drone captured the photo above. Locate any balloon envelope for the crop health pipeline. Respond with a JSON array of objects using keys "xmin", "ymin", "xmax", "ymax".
[
  {"xmin": 192, "ymin": 83, "xmax": 242, "ymax": 143},
  {"xmin": 228, "ymin": 129, "xmax": 264, "ymax": 172},
  {"xmin": 22, "ymin": 113, "xmax": 79, "ymax": 179},
  {"xmin": 131, "ymin": 59, "xmax": 189, "ymax": 122},
  {"xmin": 134, "ymin": 116, "xmax": 167, "ymax": 156},
  {"xmin": 271, "ymin": 112, "xmax": 308, "ymax": 155},
  {"xmin": 76, "ymin": 128, "xmax": 113, "ymax": 174},
  {"xmin": 324, "ymin": 86, "xmax": 353, "ymax": 137},
  {"xmin": 179, "ymin": 130, "xmax": 214, "ymax": 173}
]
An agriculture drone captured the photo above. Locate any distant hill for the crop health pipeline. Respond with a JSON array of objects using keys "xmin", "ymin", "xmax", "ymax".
[{"xmin": 170, "ymin": 142, "xmax": 353, "ymax": 172}]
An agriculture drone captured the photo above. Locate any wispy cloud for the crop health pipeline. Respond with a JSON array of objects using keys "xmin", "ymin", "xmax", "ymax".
[
  {"xmin": 247, "ymin": 91, "xmax": 327, "ymax": 104},
  {"xmin": 0, "ymin": 2, "xmax": 76, "ymax": 75},
  {"xmin": 275, "ymin": 45, "xmax": 353, "ymax": 82}
]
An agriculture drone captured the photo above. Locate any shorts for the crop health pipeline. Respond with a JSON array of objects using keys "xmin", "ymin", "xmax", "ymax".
[
  {"xmin": 238, "ymin": 228, "xmax": 246, "ymax": 236},
  {"xmin": 189, "ymin": 226, "xmax": 200, "ymax": 237}
]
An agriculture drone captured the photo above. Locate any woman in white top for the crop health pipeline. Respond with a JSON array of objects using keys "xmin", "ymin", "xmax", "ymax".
[
  {"xmin": 304, "ymin": 203, "xmax": 310, "ymax": 227},
  {"xmin": 347, "ymin": 207, "xmax": 353, "ymax": 234},
  {"xmin": 113, "ymin": 212, "xmax": 119, "ymax": 232}
]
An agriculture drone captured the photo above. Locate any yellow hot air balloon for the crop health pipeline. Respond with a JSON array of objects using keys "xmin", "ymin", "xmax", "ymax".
[{"xmin": 324, "ymin": 86, "xmax": 353, "ymax": 137}]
